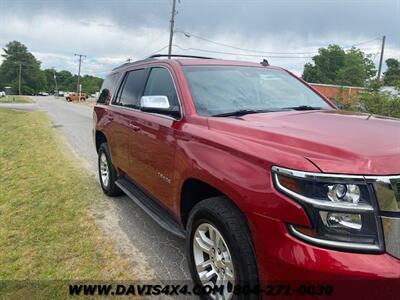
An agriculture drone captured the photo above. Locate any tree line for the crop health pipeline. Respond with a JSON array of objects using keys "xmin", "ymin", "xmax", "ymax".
[
  {"xmin": 0, "ymin": 41, "xmax": 103, "ymax": 95},
  {"xmin": 302, "ymin": 44, "xmax": 400, "ymax": 87}
]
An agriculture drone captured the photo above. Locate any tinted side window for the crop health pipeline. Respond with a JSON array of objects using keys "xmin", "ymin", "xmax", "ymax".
[
  {"xmin": 143, "ymin": 68, "xmax": 179, "ymax": 110},
  {"xmin": 97, "ymin": 73, "xmax": 117, "ymax": 103},
  {"xmin": 117, "ymin": 69, "xmax": 147, "ymax": 108}
]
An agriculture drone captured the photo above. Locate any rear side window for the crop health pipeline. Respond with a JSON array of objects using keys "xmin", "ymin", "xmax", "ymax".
[
  {"xmin": 97, "ymin": 73, "xmax": 118, "ymax": 103},
  {"xmin": 116, "ymin": 68, "xmax": 147, "ymax": 108},
  {"xmin": 143, "ymin": 67, "xmax": 179, "ymax": 110}
]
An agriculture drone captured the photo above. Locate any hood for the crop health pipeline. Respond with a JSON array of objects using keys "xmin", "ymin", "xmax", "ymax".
[{"xmin": 207, "ymin": 110, "xmax": 400, "ymax": 175}]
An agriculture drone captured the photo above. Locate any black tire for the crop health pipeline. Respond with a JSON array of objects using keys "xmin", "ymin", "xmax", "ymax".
[
  {"xmin": 186, "ymin": 196, "xmax": 259, "ymax": 300},
  {"xmin": 98, "ymin": 143, "xmax": 122, "ymax": 196}
]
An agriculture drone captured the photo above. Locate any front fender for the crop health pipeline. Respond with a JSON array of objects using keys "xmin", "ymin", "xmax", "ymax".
[{"xmin": 175, "ymin": 136, "xmax": 312, "ymax": 227}]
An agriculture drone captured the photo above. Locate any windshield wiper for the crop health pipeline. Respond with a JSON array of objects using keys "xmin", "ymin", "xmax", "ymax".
[
  {"xmin": 212, "ymin": 109, "xmax": 279, "ymax": 117},
  {"xmin": 211, "ymin": 106, "xmax": 322, "ymax": 117},
  {"xmin": 284, "ymin": 105, "xmax": 323, "ymax": 111}
]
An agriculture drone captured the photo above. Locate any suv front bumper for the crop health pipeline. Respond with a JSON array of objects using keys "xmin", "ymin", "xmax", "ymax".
[{"xmin": 248, "ymin": 212, "xmax": 400, "ymax": 298}]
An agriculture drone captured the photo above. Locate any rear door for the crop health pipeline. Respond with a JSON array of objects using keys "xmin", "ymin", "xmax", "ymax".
[
  {"xmin": 130, "ymin": 66, "xmax": 181, "ymax": 209},
  {"xmin": 107, "ymin": 68, "xmax": 147, "ymax": 173}
]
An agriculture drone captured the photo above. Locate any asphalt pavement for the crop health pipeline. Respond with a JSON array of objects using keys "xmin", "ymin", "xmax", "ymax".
[{"xmin": 1, "ymin": 96, "xmax": 191, "ymax": 281}]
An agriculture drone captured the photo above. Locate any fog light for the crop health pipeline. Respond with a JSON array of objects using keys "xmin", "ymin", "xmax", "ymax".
[
  {"xmin": 320, "ymin": 211, "xmax": 362, "ymax": 231},
  {"xmin": 328, "ymin": 184, "xmax": 360, "ymax": 204}
]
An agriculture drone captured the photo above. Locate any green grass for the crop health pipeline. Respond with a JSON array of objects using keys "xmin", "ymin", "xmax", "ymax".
[
  {"xmin": 0, "ymin": 109, "xmax": 149, "ymax": 298},
  {"xmin": 0, "ymin": 95, "xmax": 33, "ymax": 103}
]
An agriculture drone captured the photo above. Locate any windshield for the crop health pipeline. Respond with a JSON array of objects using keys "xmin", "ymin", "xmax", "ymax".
[{"xmin": 183, "ymin": 66, "xmax": 332, "ymax": 116}]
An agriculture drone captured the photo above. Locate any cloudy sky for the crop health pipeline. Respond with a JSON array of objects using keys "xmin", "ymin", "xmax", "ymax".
[{"xmin": 0, "ymin": 0, "xmax": 399, "ymax": 77}]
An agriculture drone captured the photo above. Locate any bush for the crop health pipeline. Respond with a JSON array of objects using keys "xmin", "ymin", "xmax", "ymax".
[
  {"xmin": 332, "ymin": 86, "xmax": 400, "ymax": 118},
  {"xmin": 358, "ymin": 91, "xmax": 400, "ymax": 118},
  {"xmin": 332, "ymin": 95, "xmax": 363, "ymax": 112}
]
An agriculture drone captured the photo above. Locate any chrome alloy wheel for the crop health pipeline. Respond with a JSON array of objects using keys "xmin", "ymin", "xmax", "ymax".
[
  {"xmin": 99, "ymin": 152, "xmax": 109, "ymax": 187},
  {"xmin": 193, "ymin": 223, "xmax": 235, "ymax": 300}
]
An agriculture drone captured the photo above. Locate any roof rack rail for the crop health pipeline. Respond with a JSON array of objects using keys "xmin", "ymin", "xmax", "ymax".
[
  {"xmin": 112, "ymin": 54, "xmax": 214, "ymax": 71},
  {"xmin": 147, "ymin": 54, "xmax": 214, "ymax": 60}
]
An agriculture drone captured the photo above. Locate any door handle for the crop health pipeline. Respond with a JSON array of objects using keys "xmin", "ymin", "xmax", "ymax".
[{"xmin": 129, "ymin": 123, "xmax": 140, "ymax": 132}]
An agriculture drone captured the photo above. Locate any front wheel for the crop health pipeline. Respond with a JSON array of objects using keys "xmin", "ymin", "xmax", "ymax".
[
  {"xmin": 186, "ymin": 197, "xmax": 259, "ymax": 300},
  {"xmin": 98, "ymin": 143, "xmax": 122, "ymax": 196}
]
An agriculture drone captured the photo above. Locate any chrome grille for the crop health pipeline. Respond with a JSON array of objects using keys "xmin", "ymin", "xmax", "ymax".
[
  {"xmin": 368, "ymin": 175, "xmax": 400, "ymax": 259},
  {"xmin": 397, "ymin": 181, "xmax": 400, "ymax": 195},
  {"xmin": 372, "ymin": 177, "xmax": 400, "ymax": 212},
  {"xmin": 382, "ymin": 217, "xmax": 400, "ymax": 259}
]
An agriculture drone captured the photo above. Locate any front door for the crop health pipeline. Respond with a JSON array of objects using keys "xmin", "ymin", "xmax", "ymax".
[{"xmin": 130, "ymin": 67, "xmax": 181, "ymax": 209}]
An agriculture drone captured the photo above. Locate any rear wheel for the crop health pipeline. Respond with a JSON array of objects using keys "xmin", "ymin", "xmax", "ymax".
[
  {"xmin": 186, "ymin": 197, "xmax": 259, "ymax": 300},
  {"xmin": 98, "ymin": 143, "xmax": 122, "ymax": 196}
]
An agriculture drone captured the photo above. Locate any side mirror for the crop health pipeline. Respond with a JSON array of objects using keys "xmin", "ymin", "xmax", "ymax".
[
  {"xmin": 140, "ymin": 95, "xmax": 170, "ymax": 111},
  {"xmin": 97, "ymin": 88, "xmax": 110, "ymax": 104},
  {"xmin": 140, "ymin": 95, "xmax": 180, "ymax": 118}
]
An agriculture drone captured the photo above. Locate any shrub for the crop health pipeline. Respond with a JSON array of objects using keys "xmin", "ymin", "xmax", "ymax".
[{"xmin": 358, "ymin": 91, "xmax": 400, "ymax": 118}]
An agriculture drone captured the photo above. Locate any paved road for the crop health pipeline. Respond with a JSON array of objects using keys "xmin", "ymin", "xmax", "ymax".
[{"xmin": 3, "ymin": 96, "xmax": 190, "ymax": 281}]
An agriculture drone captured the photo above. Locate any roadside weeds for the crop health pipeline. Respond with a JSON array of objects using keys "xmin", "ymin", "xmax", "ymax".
[
  {"xmin": 0, "ymin": 108, "xmax": 154, "ymax": 298},
  {"xmin": 0, "ymin": 95, "xmax": 33, "ymax": 103}
]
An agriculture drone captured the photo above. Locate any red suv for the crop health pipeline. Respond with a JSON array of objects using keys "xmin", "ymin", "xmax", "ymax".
[{"xmin": 93, "ymin": 55, "xmax": 400, "ymax": 299}]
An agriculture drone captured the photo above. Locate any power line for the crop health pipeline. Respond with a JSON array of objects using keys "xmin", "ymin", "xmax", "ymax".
[
  {"xmin": 371, "ymin": 51, "xmax": 381, "ymax": 63},
  {"xmin": 147, "ymin": 45, "xmax": 170, "ymax": 58},
  {"xmin": 175, "ymin": 30, "xmax": 318, "ymax": 55},
  {"xmin": 351, "ymin": 47, "xmax": 382, "ymax": 52},
  {"xmin": 172, "ymin": 44, "xmax": 379, "ymax": 59},
  {"xmin": 173, "ymin": 44, "xmax": 310, "ymax": 58},
  {"xmin": 176, "ymin": 30, "xmax": 382, "ymax": 55},
  {"xmin": 344, "ymin": 37, "xmax": 382, "ymax": 48},
  {"xmin": 111, "ymin": 45, "xmax": 171, "ymax": 66}
]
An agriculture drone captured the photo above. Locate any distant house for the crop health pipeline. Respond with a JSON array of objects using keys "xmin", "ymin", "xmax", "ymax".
[{"xmin": 309, "ymin": 83, "xmax": 365, "ymax": 103}]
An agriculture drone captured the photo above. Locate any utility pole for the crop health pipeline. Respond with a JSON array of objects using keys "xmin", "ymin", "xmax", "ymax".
[
  {"xmin": 52, "ymin": 68, "xmax": 58, "ymax": 95},
  {"xmin": 18, "ymin": 63, "xmax": 22, "ymax": 95},
  {"xmin": 377, "ymin": 35, "xmax": 386, "ymax": 81},
  {"xmin": 74, "ymin": 53, "xmax": 86, "ymax": 98},
  {"xmin": 168, "ymin": 0, "xmax": 177, "ymax": 58}
]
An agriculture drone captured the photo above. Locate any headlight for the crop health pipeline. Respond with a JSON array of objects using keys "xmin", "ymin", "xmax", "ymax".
[
  {"xmin": 272, "ymin": 166, "xmax": 384, "ymax": 252},
  {"xmin": 327, "ymin": 184, "xmax": 360, "ymax": 203}
]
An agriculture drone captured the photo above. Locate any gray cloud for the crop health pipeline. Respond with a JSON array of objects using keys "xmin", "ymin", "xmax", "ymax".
[{"xmin": 1, "ymin": 0, "xmax": 398, "ymax": 77}]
